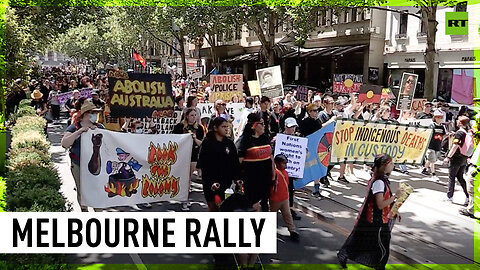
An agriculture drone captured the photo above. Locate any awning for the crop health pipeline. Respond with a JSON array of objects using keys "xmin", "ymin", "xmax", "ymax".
[
  {"xmin": 222, "ymin": 52, "xmax": 259, "ymax": 63},
  {"xmin": 282, "ymin": 44, "xmax": 367, "ymax": 59}
]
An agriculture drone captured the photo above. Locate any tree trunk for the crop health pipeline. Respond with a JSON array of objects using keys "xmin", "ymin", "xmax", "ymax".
[
  {"xmin": 266, "ymin": 12, "xmax": 276, "ymax": 66},
  {"xmin": 178, "ymin": 35, "xmax": 187, "ymax": 78},
  {"xmin": 423, "ymin": 6, "xmax": 437, "ymax": 101}
]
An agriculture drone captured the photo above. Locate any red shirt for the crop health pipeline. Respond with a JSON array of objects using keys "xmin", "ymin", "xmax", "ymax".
[{"xmin": 270, "ymin": 169, "xmax": 289, "ymax": 202}]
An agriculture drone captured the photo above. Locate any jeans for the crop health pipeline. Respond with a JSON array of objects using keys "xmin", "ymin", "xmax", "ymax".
[{"xmin": 447, "ymin": 164, "xmax": 468, "ymax": 199}]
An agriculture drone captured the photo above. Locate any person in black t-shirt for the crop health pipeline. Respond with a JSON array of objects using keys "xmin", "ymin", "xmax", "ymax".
[
  {"xmin": 421, "ymin": 110, "xmax": 446, "ymax": 180},
  {"xmin": 198, "ymin": 117, "xmax": 241, "ymax": 212},
  {"xmin": 443, "ymin": 116, "xmax": 470, "ymax": 204},
  {"xmin": 416, "ymin": 102, "xmax": 433, "ymax": 119}
]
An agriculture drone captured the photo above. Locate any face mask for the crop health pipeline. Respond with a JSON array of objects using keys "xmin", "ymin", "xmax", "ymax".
[{"xmin": 89, "ymin": 114, "xmax": 97, "ymax": 124}]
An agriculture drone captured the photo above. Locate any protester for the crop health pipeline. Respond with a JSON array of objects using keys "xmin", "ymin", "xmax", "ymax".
[
  {"xmin": 172, "ymin": 108, "xmax": 205, "ymax": 211},
  {"xmin": 198, "ymin": 117, "xmax": 241, "ymax": 212},
  {"xmin": 65, "ymin": 90, "xmax": 80, "ymax": 113},
  {"xmin": 30, "ymin": 89, "xmax": 48, "ymax": 117},
  {"xmin": 61, "ymin": 101, "xmax": 104, "ymax": 212},
  {"xmin": 184, "ymin": 96, "xmax": 202, "ymax": 124},
  {"xmin": 236, "ymin": 112, "xmax": 275, "ymax": 212},
  {"xmin": 279, "ymin": 117, "xmax": 302, "ymax": 220},
  {"xmin": 70, "ymin": 97, "xmax": 87, "ymax": 125},
  {"xmin": 459, "ymin": 144, "xmax": 478, "ymax": 218},
  {"xmin": 318, "ymin": 96, "xmax": 338, "ymax": 188},
  {"xmin": 300, "ymin": 103, "xmax": 327, "ymax": 194},
  {"xmin": 256, "ymin": 96, "xmax": 278, "ymax": 139},
  {"xmin": 47, "ymin": 87, "xmax": 61, "ymax": 121},
  {"xmin": 90, "ymin": 90, "xmax": 105, "ymax": 109},
  {"xmin": 270, "ymin": 154, "xmax": 300, "ymax": 241},
  {"xmin": 416, "ymin": 102, "xmax": 433, "ymax": 119},
  {"xmin": 421, "ymin": 110, "xmax": 446, "ymax": 181},
  {"xmin": 235, "ymin": 97, "xmax": 255, "ymax": 139},
  {"xmin": 40, "ymin": 79, "xmax": 53, "ymax": 103},
  {"xmin": 207, "ymin": 99, "xmax": 233, "ymax": 133},
  {"xmin": 174, "ymin": 95, "xmax": 185, "ymax": 111},
  {"xmin": 338, "ymin": 154, "xmax": 403, "ymax": 270},
  {"xmin": 443, "ymin": 116, "xmax": 473, "ymax": 205}
]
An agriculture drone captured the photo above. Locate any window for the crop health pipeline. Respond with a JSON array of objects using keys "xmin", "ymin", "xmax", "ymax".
[
  {"xmin": 320, "ymin": 10, "xmax": 327, "ymax": 25},
  {"xmin": 399, "ymin": 12, "xmax": 408, "ymax": 34},
  {"xmin": 352, "ymin": 8, "xmax": 358, "ymax": 21},
  {"xmin": 330, "ymin": 9, "xmax": 338, "ymax": 25},
  {"xmin": 344, "ymin": 9, "xmax": 350, "ymax": 23},
  {"xmin": 455, "ymin": 1, "xmax": 467, "ymax": 12}
]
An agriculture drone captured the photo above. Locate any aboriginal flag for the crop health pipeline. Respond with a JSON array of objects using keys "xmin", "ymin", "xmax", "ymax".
[
  {"xmin": 133, "ymin": 49, "xmax": 146, "ymax": 68},
  {"xmin": 358, "ymin": 85, "xmax": 382, "ymax": 104}
]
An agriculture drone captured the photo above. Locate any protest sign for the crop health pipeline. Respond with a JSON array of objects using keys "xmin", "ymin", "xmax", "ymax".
[
  {"xmin": 382, "ymin": 88, "xmax": 395, "ymax": 99},
  {"xmin": 257, "ymin": 66, "xmax": 284, "ymax": 98},
  {"xmin": 142, "ymin": 110, "xmax": 183, "ymax": 134},
  {"xmin": 57, "ymin": 88, "xmax": 93, "ymax": 106},
  {"xmin": 330, "ymin": 119, "xmax": 433, "ymax": 165},
  {"xmin": 108, "ymin": 70, "xmax": 174, "ymax": 118},
  {"xmin": 209, "ymin": 74, "xmax": 243, "ymax": 102},
  {"xmin": 333, "ymin": 74, "xmax": 362, "ymax": 93},
  {"xmin": 197, "ymin": 103, "xmax": 245, "ymax": 136},
  {"xmin": 408, "ymin": 118, "xmax": 433, "ymax": 127},
  {"xmin": 396, "ymin": 73, "xmax": 418, "ymax": 111},
  {"xmin": 411, "ymin": 99, "xmax": 427, "ymax": 113},
  {"xmin": 248, "ymin": 80, "xmax": 261, "ymax": 96},
  {"xmin": 80, "ymin": 129, "xmax": 192, "ymax": 208},
  {"xmin": 294, "ymin": 123, "xmax": 335, "ymax": 189},
  {"xmin": 274, "ymin": 134, "xmax": 308, "ymax": 178},
  {"xmin": 295, "ymin": 85, "xmax": 309, "ymax": 102}
]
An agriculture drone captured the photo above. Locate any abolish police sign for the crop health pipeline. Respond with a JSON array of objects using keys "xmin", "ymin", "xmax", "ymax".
[
  {"xmin": 330, "ymin": 120, "xmax": 433, "ymax": 165},
  {"xmin": 108, "ymin": 70, "xmax": 174, "ymax": 118},
  {"xmin": 80, "ymin": 129, "xmax": 192, "ymax": 208},
  {"xmin": 209, "ymin": 74, "xmax": 243, "ymax": 102},
  {"xmin": 0, "ymin": 212, "xmax": 277, "ymax": 253}
]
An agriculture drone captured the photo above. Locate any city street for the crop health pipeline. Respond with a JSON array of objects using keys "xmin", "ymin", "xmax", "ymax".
[{"xmin": 48, "ymin": 120, "xmax": 479, "ymax": 268}]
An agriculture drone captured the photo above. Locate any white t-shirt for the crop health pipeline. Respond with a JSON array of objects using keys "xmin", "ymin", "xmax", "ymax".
[{"xmin": 371, "ymin": 180, "xmax": 385, "ymax": 195}]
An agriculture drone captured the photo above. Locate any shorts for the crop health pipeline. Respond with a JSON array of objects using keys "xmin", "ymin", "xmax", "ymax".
[{"xmin": 426, "ymin": 149, "xmax": 441, "ymax": 162}]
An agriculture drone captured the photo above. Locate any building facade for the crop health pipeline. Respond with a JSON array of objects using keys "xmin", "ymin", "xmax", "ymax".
[{"xmin": 384, "ymin": 4, "xmax": 479, "ymax": 104}]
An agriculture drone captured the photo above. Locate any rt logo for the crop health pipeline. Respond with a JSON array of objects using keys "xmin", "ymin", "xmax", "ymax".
[{"xmin": 445, "ymin": 12, "xmax": 468, "ymax": 35}]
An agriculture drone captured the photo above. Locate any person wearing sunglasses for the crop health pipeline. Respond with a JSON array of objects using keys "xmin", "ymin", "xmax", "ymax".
[
  {"xmin": 401, "ymin": 75, "xmax": 416, "ymax": 95},
  {"xmin": 236, "ymin": 112, "xmax": 275, "ymax": 212},
  {"xmin": 208, "ymin": 99, "xmax": 234, "ymax": 138}
]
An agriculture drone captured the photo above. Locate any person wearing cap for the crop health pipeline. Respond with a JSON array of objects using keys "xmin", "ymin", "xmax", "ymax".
[
  {"xmin": 421, "ymin": 110, "xmax": 447, "ymax": 180},
  {"xmin": 89, "ymin": 90, "xmax": 105, "ymax": 109},
  {"xmin": 281, "ymin": 117, "xmax": 302, "ymax": 220},
  {"xmin": 30, "ymin": 89, "xmax": 48, "ymax": 117},
  {"xmin": 313, "ymin": 95, "xmax": 322, "ymax": 107},
  {"xmin": 338, "ymin": 154, "xmax": 403, "ymax": 269},
  {"xmin": 416, "ymin": 102, "xmax": 433, "ymax": 119},
  {"xmin": 61, "ymin": 101, "xmax": 104, "ymax": 212}
]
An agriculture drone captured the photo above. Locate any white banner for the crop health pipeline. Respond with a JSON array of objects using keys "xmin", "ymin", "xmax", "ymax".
[
  {"xmin": 197, "ymin": 103, "xmax": 245, "ymax": 136},
  {"xmin": 0, "ymin": 212, "xmax": 277, "ymax": 254},
  {"xmin": 408, "ymin": 118, "xmax": 433, "ymax": 127},
  {"xmin": 80, "ymin": 129, "xmax": 192, "ymax": 208},
  {"xmin": 274, "ymin": 134, "xmax": 308, "ymax": 178}
]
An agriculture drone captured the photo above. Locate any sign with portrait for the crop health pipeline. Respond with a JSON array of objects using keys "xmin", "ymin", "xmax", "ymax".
[
  {"xmin": 256, "ymin": 66, "xmax": 284, "ymax": 98},
  {"xmin": 396, "ymin": 73, "xmax": 418, "ymax": 111}
]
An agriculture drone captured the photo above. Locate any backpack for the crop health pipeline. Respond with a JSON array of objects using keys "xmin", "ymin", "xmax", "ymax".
[{"xmin": 459, "ymin": 128, "xmax": 475, "ymax": 157}]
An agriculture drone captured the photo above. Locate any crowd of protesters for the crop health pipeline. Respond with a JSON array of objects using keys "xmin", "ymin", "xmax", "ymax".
[{"xmin": 7, "ymin": 64, "xmax": 478, "ymax": 269}]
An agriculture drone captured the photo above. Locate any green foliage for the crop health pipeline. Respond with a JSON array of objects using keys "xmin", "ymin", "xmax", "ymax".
[
  {"xmin": 1, "ymin": 254, "xmax": 67, "ymax": 268},
  {"xmin": 7, "ymin": 147, "xmax": 52, "ymax": 171},
  {"xmin": 15, "ymin": 105, "xmax": 36, "ymax": 118},
  {"xmin": 11, "ymin": 115, "xmax": 46, "ymax": 136},
  {"xmin": 0, "ymin": 177, "xmax": 5, "ymax": 212},
  {"xmin": 11, "ymin": 130, "xmax": 50, "ymax": 153}
]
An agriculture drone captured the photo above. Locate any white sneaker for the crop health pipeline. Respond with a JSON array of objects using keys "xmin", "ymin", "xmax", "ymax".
[
  {"xmin": 431, "ymin": 175, "xmax": 440, "ymax": 182},
  {"xmin": 463, "ymin": 198, "xmax": 469, "ymax": 207},
  {"xmin": 443, "ymin": 197, "xmax": 453, "ymax": 203},
  {"xmin": 131, "ymin": 204, "xmax": 142, "ymax": 211}
]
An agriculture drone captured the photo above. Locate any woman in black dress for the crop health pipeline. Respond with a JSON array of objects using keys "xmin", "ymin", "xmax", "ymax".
[
  {"xmin": 338, "ymin": 154, "xmax": 403, "ymax": 270},
  {"xmin": 236, "ymin": 112, "xmax": 275, "ymax": 212},
  {"xmin": 198, "ymin": 117, "xmax": 240, "ymax": 212}
]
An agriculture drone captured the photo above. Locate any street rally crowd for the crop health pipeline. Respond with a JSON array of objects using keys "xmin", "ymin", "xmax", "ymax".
[{"xmin": 6, "ymin": 64, "xmax": 477, "ymax": 270}]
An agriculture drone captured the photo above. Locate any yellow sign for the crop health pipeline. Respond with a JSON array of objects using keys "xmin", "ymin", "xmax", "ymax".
[
  {"xmin": 210, "ymin": 74, "xmax": 243, "ymax": 102},
  {"xmin": 330, "ymin": 120, "xmax": 433, "ymax": 165},
  {"xmin": 248, "ymin": 80, "xmax": 261, "ymax": 96}
]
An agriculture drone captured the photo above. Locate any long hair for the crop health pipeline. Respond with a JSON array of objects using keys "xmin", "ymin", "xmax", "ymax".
[
  {"xmin": 374, "ymin": 105, "xmax": 391, "ymax": 121},
  {"xmin": 182, "ymin": 108, "xmax": 199, "ymax": 129},
  {"xmin": 241, "ymin": 112, "xmax": 262, "ymax": 139},
  {"xmin": 186, "ymin": 96, "xmax": 197, "ymax": 108},
  {"xmin": 371, "ymin": 154, "xmax": 392, "ymax": 179},
  {"xmin": 206, "ymin": 117, "xmax": 228, "ymax": 139}
]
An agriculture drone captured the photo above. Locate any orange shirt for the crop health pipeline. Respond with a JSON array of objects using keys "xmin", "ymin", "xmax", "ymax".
[{"xmin": 270, "ymin": 169, "xmax": 289, "ymax": 202}]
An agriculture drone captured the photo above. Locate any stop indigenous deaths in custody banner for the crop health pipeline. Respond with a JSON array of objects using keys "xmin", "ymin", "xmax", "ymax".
[
  {"xmin": 330, "ymin": 120, "xmax": 433, "ymax": 165},
  {"xmin": 80, "ymin": 129, "xmax": 192, "ymax": 208}
]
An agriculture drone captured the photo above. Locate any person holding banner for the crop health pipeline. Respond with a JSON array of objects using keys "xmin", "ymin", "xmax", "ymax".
[
  {"xmin": 236, "ymin": 112, "xmax": 275, "ymax": 212},
  {"xmin": 338, "ymin": 154, "xmax": 403, "ymax": 270},
  {"xmin": 61, "ymin": 101, "xmax": 104, "ymax": 212},
  {"xmin": 198, "ymin": 117, "xmax": 241, "ymax": 212},
  {"xmin": 173, "ymin": 108, "xmax": 205, "ymax": 211},
  {"xmin": 318, "ymin": 96, "xmax": 339, "ymax": 188}
]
